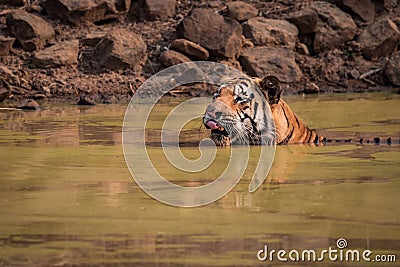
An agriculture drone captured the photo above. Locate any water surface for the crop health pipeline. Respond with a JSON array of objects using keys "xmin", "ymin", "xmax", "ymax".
[{"xmin": 0, "ymin": 93, "xmax": 399, "ymax": 266}]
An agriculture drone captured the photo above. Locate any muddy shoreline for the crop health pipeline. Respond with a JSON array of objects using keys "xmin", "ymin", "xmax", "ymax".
[{"xmin": 0, "ymin": 0, "xmax": 399, "ymax": 107}]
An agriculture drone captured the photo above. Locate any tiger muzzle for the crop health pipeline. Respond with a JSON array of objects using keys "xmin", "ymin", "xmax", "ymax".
[{"xmin": 203, "ymin": 118, "xmax": 231, "ymax": 146}]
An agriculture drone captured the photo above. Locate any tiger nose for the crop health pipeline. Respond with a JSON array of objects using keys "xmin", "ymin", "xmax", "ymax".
[{"xmin": 207, "ymin": 110, "xmax": 222, "ymax": 119}]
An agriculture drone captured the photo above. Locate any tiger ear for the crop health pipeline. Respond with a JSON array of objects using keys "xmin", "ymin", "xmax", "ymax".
[{"xmin": 260, "ymin": 75, "xmax": 282, "ymax": 105}]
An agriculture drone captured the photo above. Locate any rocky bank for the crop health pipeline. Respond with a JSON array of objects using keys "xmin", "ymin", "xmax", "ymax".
[{"xmin": 0, "ymin": 0, "xmax": 399, "ymax": 104}]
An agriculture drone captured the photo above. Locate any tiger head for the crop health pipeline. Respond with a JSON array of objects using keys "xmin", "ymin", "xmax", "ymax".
[{"xmin": 203, "ymin": 77, "xmax": 277, "ymax": 146}]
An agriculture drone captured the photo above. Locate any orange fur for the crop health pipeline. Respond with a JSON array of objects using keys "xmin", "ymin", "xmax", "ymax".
[{"xmin": 270, "ymin": 99, "xmax": 325, "ymax": 144}]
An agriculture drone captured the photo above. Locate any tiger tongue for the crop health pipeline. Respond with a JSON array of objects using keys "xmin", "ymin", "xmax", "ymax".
[{"xmin": 206, "ymin": 120, "xmax": 219, "ymax": 130}]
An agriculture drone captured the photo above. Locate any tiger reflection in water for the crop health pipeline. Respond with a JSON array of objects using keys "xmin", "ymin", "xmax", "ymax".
[{"xmin": 203, "ymin": 76, "xmax": 326, "ymax": 146}]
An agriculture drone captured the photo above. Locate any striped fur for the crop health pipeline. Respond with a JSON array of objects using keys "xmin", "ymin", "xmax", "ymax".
[
  {"xmin": 203, "ymin": 76, "xmax": 325, "ymax": 145},
  {"xmin": 269, "ymin": 98, "xmax": 325, "ymax": 144}
]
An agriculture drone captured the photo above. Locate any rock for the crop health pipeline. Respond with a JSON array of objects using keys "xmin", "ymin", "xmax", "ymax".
[
  {"xmin": 170, "ymin": 39, "xmax": 209, "ymax": 60},
  {"xmin": 81, "ymin": 32, "xmax": 105, "ymax": 46},
  {"xmin": 359, "ymin": 18, "xmax": 400, "ymax": 61},
  {"xmin": 319, "ymin": 48, "xmax": 345, "ymax": 83},
  {"xmin": 26, "ymin": 4, "xmax": 43, "ymax": 13},
  {"xmin": 102, "ymin": 95, "xmax": 117, "ymax": 104},
  {"xmin": 78, "ymin": 96, "xmax": 95, "ymax": 105},
  {"xmin": 309, "ymin": 2, "xmax": 357, "ymax": 54},
  {"xmin": 331, "ymin": 0, "xmax": 375, "ymax": 22},
  {"xmin": 218, "ymin": 58, "xmax": 242, "ymax": 71},
  {"xmin": 159, "ymin": 50, "xmax": 191, "ymax": 67},
  {"xmin": 241, "ymin": 37, "xmax": 254, "ymax": 49},
  {"xmin": 0, "ymin": 0, "xmax": 27, "ymax": 6},
  {"xmin": 18, "ymin": 99, "xmax": 40, "ymax": 110},
  {"xmin": 174, "ymin": 67, "xmax": 205, "ymax": 84},
  {"xmin": 0, "ymin": 87, "xmax": 9, "ymax": 102},
  {"xmin": 384, "ymin": 51, "xmax": 400, "ymax": 86},
  {"xmin": 0, "ymin": 75, "xmax": 11, "ymax": 102},
  {"xmin": 242, "ymin": 17, "xmax": 298, "ymax": 49},
  {"xmin": 111, "ymin": 0, "xmax": 131, "ymax": 12},
  {"xmin": 91, "ymin": 28, "xmax": 147, "ymax": 70},
  {"xmin": 144, "ymin": 0, "xmax": 176, "ymax": 21},
  {"xmin": 304, "ymin": 82, "xmax": 320, "ymax": 94},
  {"xmin": 227, "ymin": 1, "xmax": 258, "ymax": 22},
  {"xmin": 287, "ymin": 9, "xmax": 318, "ymax": 35},
  {"xmin": 6, "ymin": 10, "xmax": 55, "ymax": 52},
  {"xmin": 394, "ymin": 17, "xmax": 400, "ymax": 30},
  {"xmin": 176, "ymin": 8, "xmax": 242, "ymax": 58},
  {"xmin": 32, "ymin": 40, "xmax": 79, "ymax": 68},
  {"xmin": 32, "ymin": 93, "xmax": 47, "ymax": 100},
  {"xmin": 383, "ymin": 0, "xmax": 398, "ymax": 11},
  {"xmin": 296, "ymin": 43, "xmax": 310, "ymax": 55},
  {"xmin": 348, "ymin": 69, "xmax": 360, "ymax": 79},
  {"xmin": 0, "ymin": 66, "xmax": 20, "ymax": 86},
  {"xmin": 0, "ymin": 35, "xmax": 15, "ymax": 55},
  {"xmin": 45, "ymin": 0, "xmax": 131, "ymax": 24},
  {"xmin": 239, "ymin": 47, "xmax": 302, "ymax": 83}
]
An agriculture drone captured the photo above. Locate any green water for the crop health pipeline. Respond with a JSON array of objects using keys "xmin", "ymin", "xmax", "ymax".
[{"xmin": 0, "ymin": 93, "xmax": 399, "ymax": 266}]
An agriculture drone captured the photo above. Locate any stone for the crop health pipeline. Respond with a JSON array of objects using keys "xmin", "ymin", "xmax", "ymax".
[
  {"xmin": 91, "ymin": 28, "xmax": 147, "ymax": 70},
  {"xmin": 304, "ymin": 82, "xmax": 320, "ymax": 94},
  {"xmin": 18, "ymin": 99, "xmax": 40, "ymax": 110},
  {"xmin": 384, "ymin": 0, "xmax": 398, "ymax": 11},
  {"xmin": 0, "ymin": 66, "xmax": 20, "ymax": 87},
  {"xmin": 296, "ymin": 43, "xmax": 310, "ymax": 55},
  {"xmin": 6, "ymin": 10, "xmax": 55, "ymax": 52},
  {"xmin": 159, "ymin": 50, "xmax": 191, "ymax": 67},
  {"xmin": 81, "ymin": 32, "xmax": 105, "ymax": 46},
  {"xmin": 227, "ymin": 1, "xmax": 258, "ymax": 22},
  {"xmin": 170, "ymin": 39, "xmax": 209, "ymax": 60},
  {"xmin": 287, "ymin": 9, "xmax": 318, "ymax": 35},
  {"xmin": 111, "ymin": 0, "xmax": 131, "ymax": 12},
  {"xmin": 177, "ymin": 8, "xmax": 242, "ymax": 58},
  {"xmin": 239, "ymin": 47, "xmax": 302, "ymax": 83},
  {"xmin": 331, "ymin": 0, "xmax": 375, "ymax": 22},
  {"xmin": 0, "ymin": 74, "xmax": 12, "ymax": 102},
  {"xmin": 241, "ymin": 37, "xmax": 254, "ymax": 49},
  {"xmin": 45, "ymin": 0, "xmax": 131, "ymax": 24},
  {"xmin": 218, "ymin": 58, "xmax": 242, "ymax": 71},
  {"xmin": 348, "ymin": 69, "xmax": 360, "ymax": 79},
  {"xmin": 78, "ymin": 96, "xmax": 96, "ymax": 105},
  {"xmin": 309, "ymin": 2, "xmax": 357, "ymax": 54},
  {"xmin": 384, "ymin": 51, "xmax": 400, "ymax": 86},
  {"xmin": 26, "ymin": 4, "xmax": 43, "ymax": 13},
  {"xmin": 0, "ymin": 87, "xmax": 9, "ymax": 102},
  {"xmin": 32, "ymin": 40, "xmax": 79, "ymax": 68},
  {"xmin": 0, "ymin": 0, "xmax": 27, "ymax": 6},
  {"xmin": 0, "ymin": 35, "xmax": 15, "ymax": 55},
  {"xmin": 359, "ymin": 18, "xmax": 400, "ymax": 61},
  {"xmin": 144, "ymin": 0, "xmax": 176, "ymax": 21},
  {"xmin": 319, "ymin": 48, "xmax": 345, "ymax": 83},
  {"xmin": 32, "ymin": 93, "xmax": 48, "ymax": 100},
  {"xmin": 393, "ymin": 17, "xmax": 400, "ymax": 30},
  {"xmin": 174, "ymin": 67, "xmax": 205, "ymax": 84},
  {"xmin": 242, "ymin": 17, "xmax": 298, "ymax": 49}
]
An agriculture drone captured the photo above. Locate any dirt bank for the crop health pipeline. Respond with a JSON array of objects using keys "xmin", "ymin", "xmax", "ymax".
[{"xmin": 0, "ymin": 0, "xmax": 399, "ymax": 105}]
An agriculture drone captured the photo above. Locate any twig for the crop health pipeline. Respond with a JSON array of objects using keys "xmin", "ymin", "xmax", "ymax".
[
  {"xmin": 359, "ymin": 68, "xmax": 383, "ymax": 86},
  {"xmin": 0, "ymin": 108, "xmax": 20, "ymax": 111},
  {"xmin": 215, "ymin": 6, "xmax": 228, "ymax": 14},
  {"xmin": 129, "ymin": 82, "xmax": 134, "ymax": 94},
  {"xmin": 0, "ymin": 9, "xmax": 12, "ymax": 16},
  {"xmin": 359, "ymin": 68, "xmax": 383, "ymax": 80}
]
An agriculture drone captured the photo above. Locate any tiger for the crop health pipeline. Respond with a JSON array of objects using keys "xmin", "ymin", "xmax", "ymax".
[{"xmin": 203, "ymin": 75, "xmax": 326, "ymax": 146}]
